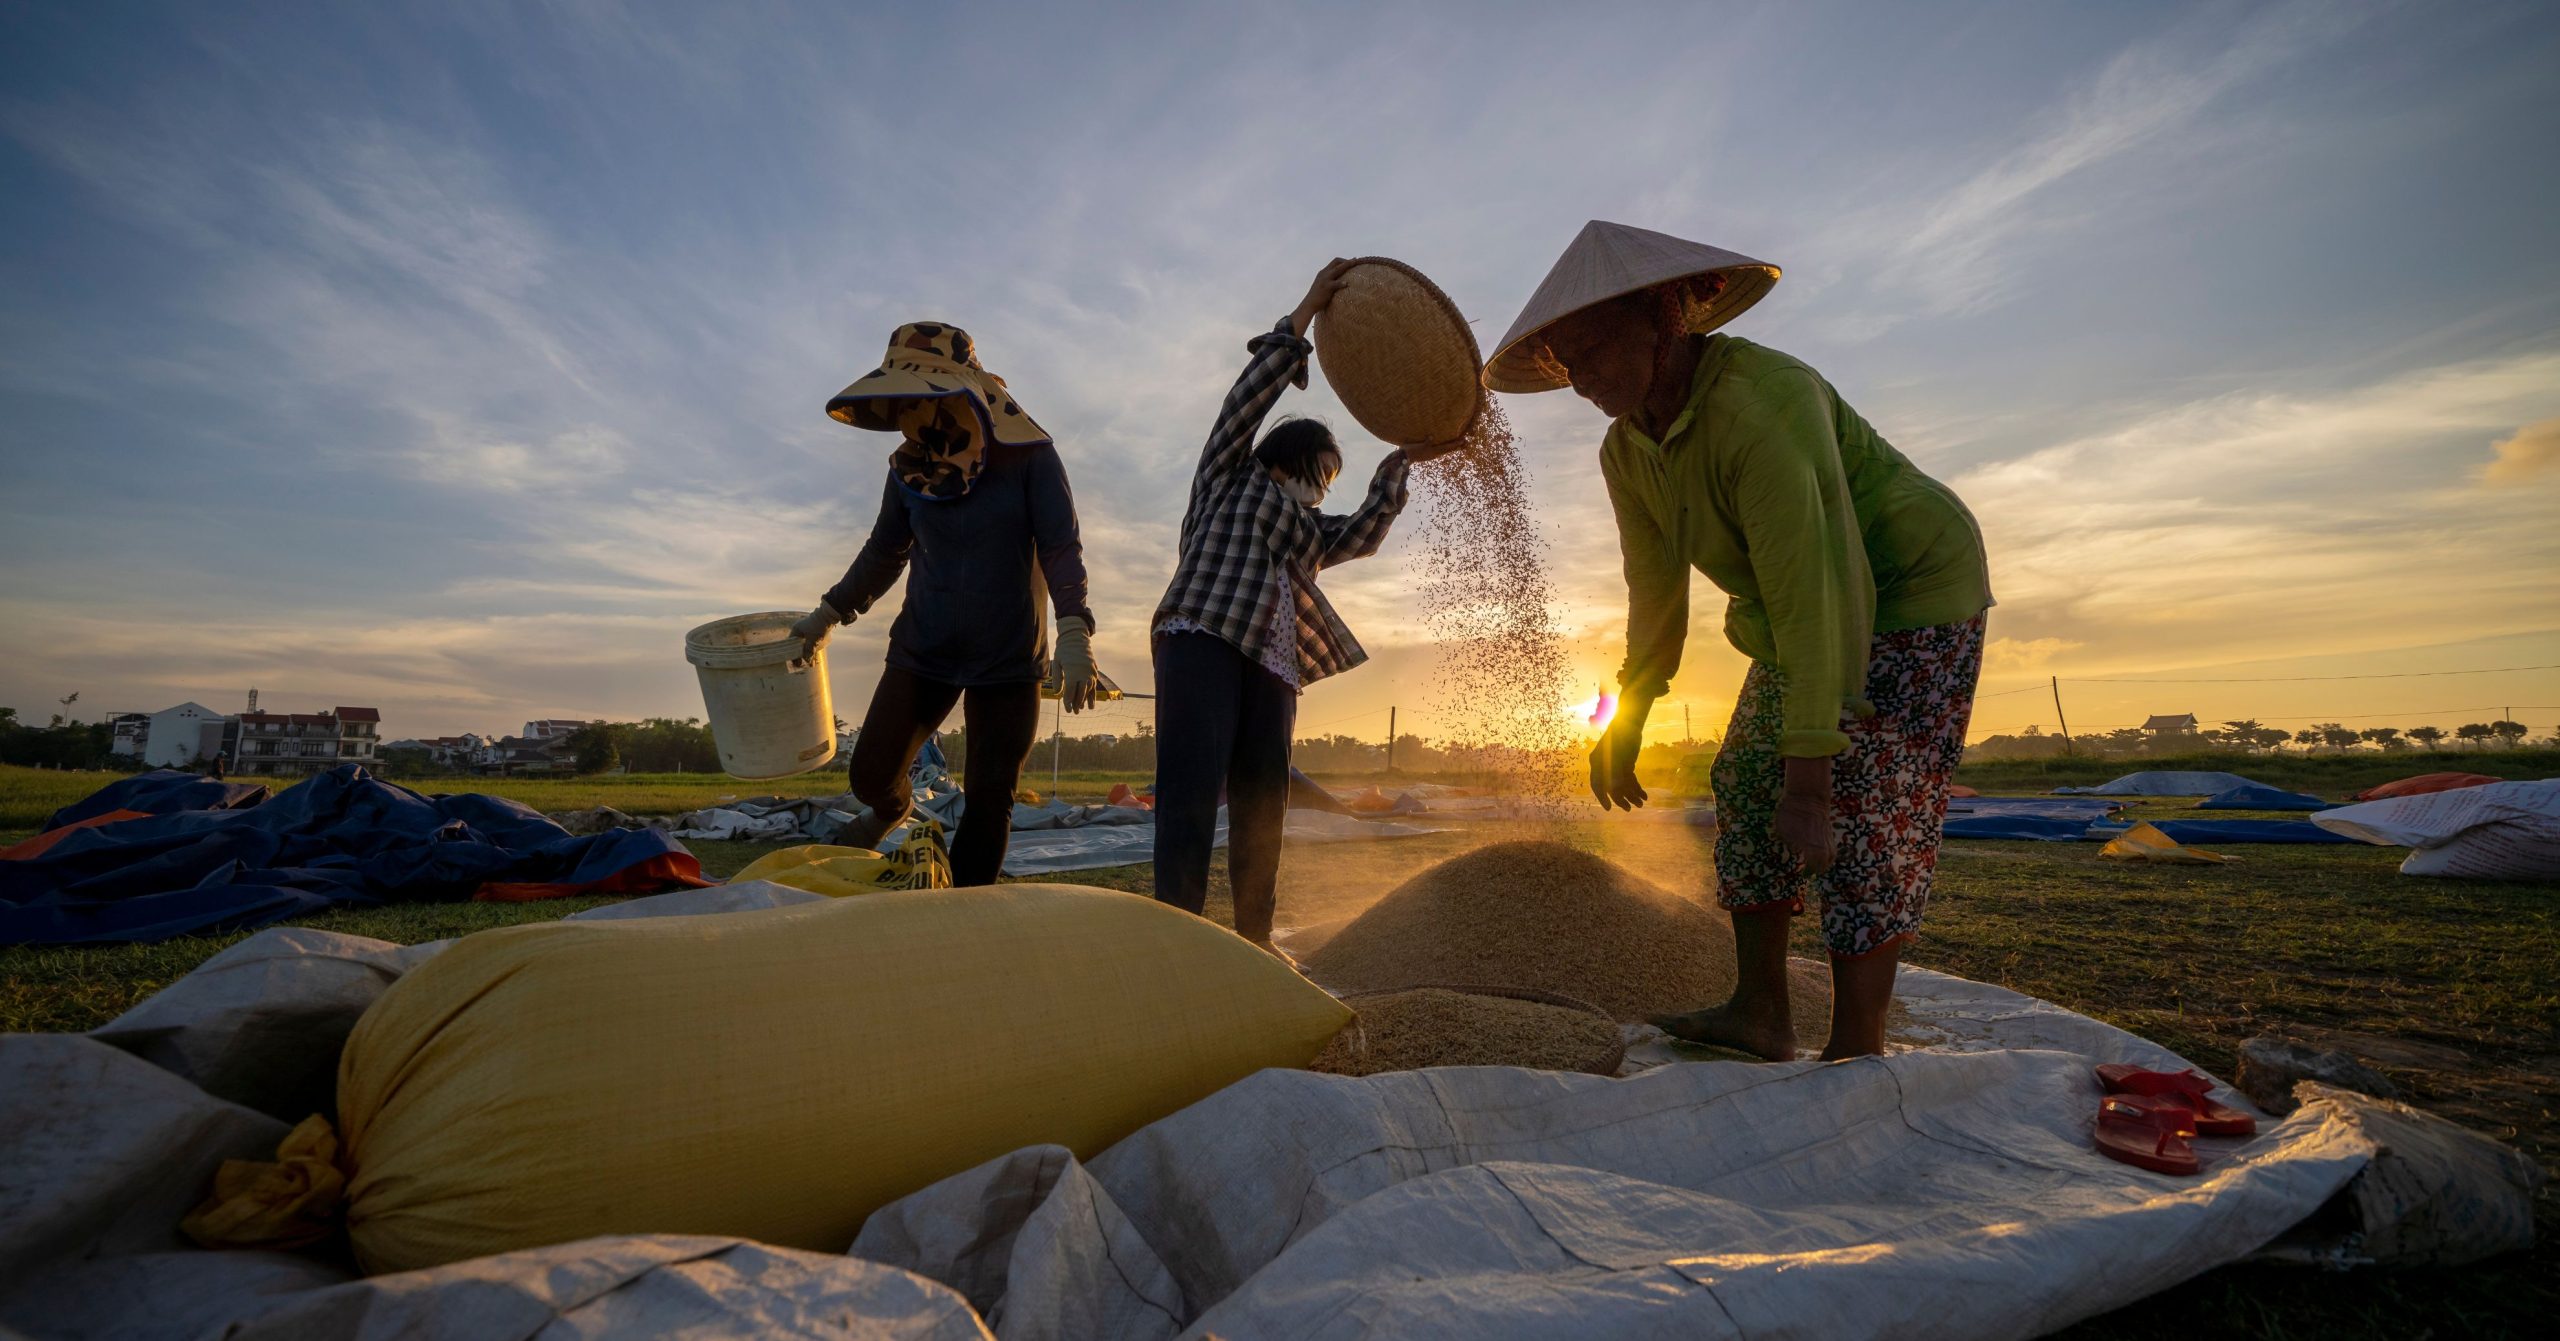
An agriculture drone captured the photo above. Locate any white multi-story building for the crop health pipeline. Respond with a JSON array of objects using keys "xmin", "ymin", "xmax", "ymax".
[
  {"xmin": 521, "ymin": 719, "xmax": 593, "ymax": 742},
  {"xmin": 116, "ymin": 702, "xmax": 231, "ymax": 769},
  {"xmin": 233, "ymin": 706, "xmax": 382, "ymax": 777}
]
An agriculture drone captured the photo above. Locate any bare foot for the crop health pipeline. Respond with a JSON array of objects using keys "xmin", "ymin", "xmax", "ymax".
[{"xmin": 1652, "ymin": 1001, "xmax": 1796, "ymax": 1061}]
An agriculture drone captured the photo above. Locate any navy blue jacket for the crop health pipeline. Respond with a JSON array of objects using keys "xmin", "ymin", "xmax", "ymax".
[{"xmin": 824, "ymin": 441, "xmax": 1092, "ymax": 687}]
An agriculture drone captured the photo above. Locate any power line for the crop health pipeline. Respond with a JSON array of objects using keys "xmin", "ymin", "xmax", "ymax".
[{"xmin": 2060, "ymin": 663, "xmax": 2558, "ymax": 685}]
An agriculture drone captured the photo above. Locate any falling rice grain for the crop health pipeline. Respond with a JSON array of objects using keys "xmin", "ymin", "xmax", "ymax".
[{"xmin": 1409, "ymin": 400, "xmax": 1581, "ymax": 801}]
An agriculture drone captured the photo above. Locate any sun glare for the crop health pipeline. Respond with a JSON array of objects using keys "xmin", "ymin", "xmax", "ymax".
[{"xmin": 1568, "ymin": 687, "xmax": 1618, "ymax": 729}]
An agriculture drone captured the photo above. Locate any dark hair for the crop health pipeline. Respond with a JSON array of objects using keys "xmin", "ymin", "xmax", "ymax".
[{"xmin": 1253, "ymin": 416, "xmax": 1341, "ymax": 485}]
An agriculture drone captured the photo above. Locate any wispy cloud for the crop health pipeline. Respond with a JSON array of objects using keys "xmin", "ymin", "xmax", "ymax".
[
  {"xmin": 1957, "ymin": 348, "xmax": 2560, "ymax": 667},
  {"xmin": 1807, "ymin": 1, "xmax": 2362, "ymax": 339},
  {"xmin": 2482, "ymin": 417, "xmax": 2560, "ymax": 485},
  {"xmin": 4, "ymin": 1, "xmax": 2555, "ymax": 741}
]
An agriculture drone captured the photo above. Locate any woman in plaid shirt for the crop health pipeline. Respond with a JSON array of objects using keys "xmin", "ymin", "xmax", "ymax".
[{"xmin": 1151, "ymin": 260, "xmax": 1460, "ymax": 954}]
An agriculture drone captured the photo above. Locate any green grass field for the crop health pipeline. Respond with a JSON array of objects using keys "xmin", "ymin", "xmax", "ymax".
[{"xmin": 2, "ymin": 758, "xmax": 2552, "ymax": 1336}]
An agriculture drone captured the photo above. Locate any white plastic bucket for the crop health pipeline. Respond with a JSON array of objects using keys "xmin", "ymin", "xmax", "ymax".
[{"xmin": 685, "ymin": 612, "xmax": 838, "ymax": 780}]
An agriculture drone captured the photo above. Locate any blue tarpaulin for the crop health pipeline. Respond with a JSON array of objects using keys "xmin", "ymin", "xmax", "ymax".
[
  {"xmin": 0, "ymin": 765, "xmax": 707, "ymax": 946},
  {"xmin": 1938, "ymin": 795, "xmax": 2359, "ymax": 844},
  {"xmin": 2055, "ymin": 771, "xmax": 2268, "ymax": 797},
  {"xmin": 46, "ymin": 769, "xmax": 269, "ymax": 829},
  {"xmin": 2195, "ymin": 784, "xmax": 2333, "ymax": 812},
  {"xmin": 1942, "ymin": 796, "xmax": 2130, "ymax": 841},
  {"xmin": 2096, "ymin": 819, "xmax": 2360, "ymax": 846},
  {"xmin": 1948, "ymin": 797, "xmax": 2130, "ymax": 821},
  {"xmin": 1943, "ymin": 815, "xmax": 2102, "ymax": 841}
]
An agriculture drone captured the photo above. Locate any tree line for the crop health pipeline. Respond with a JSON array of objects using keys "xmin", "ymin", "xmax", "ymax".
[
  {"xmin": 0, "ymin": 708, "xmax": 123, "ymax": 771},
  {"xmin": 1966, "ymin": 717, "xmax": 2543, "ymax": 761}
]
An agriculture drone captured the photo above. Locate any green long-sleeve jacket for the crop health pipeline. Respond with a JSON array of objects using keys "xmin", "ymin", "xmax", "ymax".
[{"xmin": 1601, "ymin": 335, "xmax": 1993, "ymax": 757}]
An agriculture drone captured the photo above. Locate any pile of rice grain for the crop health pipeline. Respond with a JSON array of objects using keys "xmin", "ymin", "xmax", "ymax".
[
  {"xmin": 1310, "ymin": 988, "xmax": 1621, "ymax": 1076},
  {"xmin": 1304, "ymin": 840, "xmax": 1834, "ymax": 1043}
]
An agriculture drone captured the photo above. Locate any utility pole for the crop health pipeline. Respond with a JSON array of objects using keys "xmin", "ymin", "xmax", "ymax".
[
  {"xmin": 1684, "ymin": 704, "xmax": 1692, "ymax": 743},
  {"xmin": 2050, "ymin": 676, "xmax": 2074, "ymax": 753},
  {"xmin": 1385, "ymin": 706, "xmax": 1397, "ymax": 774}
]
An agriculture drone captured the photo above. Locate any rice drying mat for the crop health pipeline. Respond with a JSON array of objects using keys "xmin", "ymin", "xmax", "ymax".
[
  {"xmin": 1313, "ymin": 256, "xmax": 1484, "ymax": 448},
  {"xmin": 1316, "ymin": 982, "xmax": 1626, "ymax": 1077}
]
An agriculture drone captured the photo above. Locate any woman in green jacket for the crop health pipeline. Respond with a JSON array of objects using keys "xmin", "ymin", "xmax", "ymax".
[{"xmin": 1485, "ymin": 222, "xmax": 1994, "ymax": 1060}]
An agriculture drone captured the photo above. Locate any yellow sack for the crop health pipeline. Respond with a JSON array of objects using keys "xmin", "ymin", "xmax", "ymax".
[
  {"xmin": 731, "ymin": 816, "xmax": 951, "ymax": 895},
  {"xmin": 2099, "ymin": 821, "xmax": 2236, "ymax": 865},
  {"xmin": 330, "ymin": 885, "xmax": 1349, "ymax": 1274},
  {"xmin": 180, "ymin": 1114, "xmax": 343, "ymax": 1251}
]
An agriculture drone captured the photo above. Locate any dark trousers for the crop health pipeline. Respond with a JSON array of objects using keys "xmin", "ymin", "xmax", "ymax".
[
  {"xmin": 1151, "ymin": 631, "xmax": 1296, "ymax": 942},
  {"xmin": 847, "ymin": 666, "xmax": 1041, "ymax": 888}
]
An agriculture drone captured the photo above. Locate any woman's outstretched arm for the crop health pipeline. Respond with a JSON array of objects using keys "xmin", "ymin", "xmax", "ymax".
[
  {"xmin": 821, "ymin": 469, "xmax": 918, "ymax": 620},
  {"xmin": 1314, "ymin": 451, "xmax": 1413, "ymax": 568}
]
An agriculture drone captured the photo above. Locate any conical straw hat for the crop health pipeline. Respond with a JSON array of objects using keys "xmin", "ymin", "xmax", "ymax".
[
  {"xmin": 1481, "ymin": 222, "xmax": 1780, "ymax": 394},
  {"xmin": 1313, "ymin": 257, "xmax": 1482, "ymax": 447}
]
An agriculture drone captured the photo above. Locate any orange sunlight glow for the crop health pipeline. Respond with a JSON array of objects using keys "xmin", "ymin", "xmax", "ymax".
[{"xmin": 1569, "ymin": 686, "xmax": 1618, "ymax": 729}]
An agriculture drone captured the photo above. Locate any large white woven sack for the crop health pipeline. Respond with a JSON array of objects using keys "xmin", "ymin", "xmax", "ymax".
[{"xmin": 2314, "ymin": 780, "xmax": 2560, "ymax": 879}]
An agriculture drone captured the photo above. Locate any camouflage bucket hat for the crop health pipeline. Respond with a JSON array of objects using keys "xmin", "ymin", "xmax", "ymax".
[{"xmin": 826, "ymin": 322, "xmax": 1051, "ymax": 502}]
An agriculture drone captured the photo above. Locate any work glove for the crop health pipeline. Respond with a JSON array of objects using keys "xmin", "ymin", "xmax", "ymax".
[
  {"xmin": 1054, "ymin": 614, "xmax": 1100, "ymax": 713},
  {"xmin": 789, "ymin": 601, "xmax": 845, "ymax": 661},
  {"xmin": 1588, "ymin": 696, "xmax": 1651, "ymax": 811}
]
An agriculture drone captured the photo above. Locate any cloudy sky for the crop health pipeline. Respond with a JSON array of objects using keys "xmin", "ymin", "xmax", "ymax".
[{"xmin": 5, "ymin": 0, "xmax": 2556, "ymax": 748}]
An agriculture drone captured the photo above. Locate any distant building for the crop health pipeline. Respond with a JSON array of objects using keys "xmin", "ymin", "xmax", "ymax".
[
  {"xmin": 233, "ymin": 705, "xmax": 382, "ymax": 777},
  {"xmin": 483, "ymin": 735, "xmax": 573, "ymax": 774},
  {"xmin": 113, "ymin": 702, "xmax": 230, "ymax": 769},
  {"xmin": 2141, "ymin": 713, "xmax": 2201, "ymax": 740},
  {"xmin": 522, "ymin": 719, "xmax": 594, "ymax": 741},
  {"xmin": 107, "ymin": 712, "xmax": 151, "ymax": 757},
  {"xmin": 391, "ymin": 733, "xmax": 493, "ymax": 770}
]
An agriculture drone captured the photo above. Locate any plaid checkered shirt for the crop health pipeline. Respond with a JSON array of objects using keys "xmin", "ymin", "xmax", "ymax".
[{"xmin": 1152, "ymin": 317, "xmax": 1412, "ymax": 686}]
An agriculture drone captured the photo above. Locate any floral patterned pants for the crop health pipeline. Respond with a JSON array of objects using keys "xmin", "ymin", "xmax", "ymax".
[{"xmin": 1711, "ymin": 616, "xmax": 1986, "ymax": 958}]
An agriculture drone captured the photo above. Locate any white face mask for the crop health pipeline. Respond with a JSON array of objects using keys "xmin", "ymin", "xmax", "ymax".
[{"xmin": 1278, "ymin": 474, "xmax": 1328, "ymax": 509}]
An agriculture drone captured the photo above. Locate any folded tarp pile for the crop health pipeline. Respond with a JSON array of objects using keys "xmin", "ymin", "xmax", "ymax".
[
  {"xmin": 2115, "ymin": 818, "xmax": 2358, "ymax": 846},
  {"xmin": 2347, "ymin": 771, "xmax": 2503, "ymax": 802},
  {"xmin": 1940, "ymin": 797, "xmax": 2351, "ymax": 845},
  {"xmin": 42, "ymin": 770, "xmax": 272, "ymax": 830},
  {"xmin": 0, "ymin": 887, "xmax": 2537, "ymax": 1339},
  {"xmin": 0, "ymin": 766, "xmax": 710, "ymax": 946},
  {"xmin": 2055, "ymin": 770, "xmax": 2268, "ymax": 796},
  {"xmin": 1000, "ymin": 808, "xmax": 1449, "ymax": 877},
  {"xmin": 2195, "ymin": 783, "xmax": 2333, "ymax": 811},
  {"xmin": 1941, "ymin": 796, "xmax": 2129, "ymax": 840},
  {"xmin": 2314, "ymin": 779, "xmax": 2560, "ymax": 880},
  {"xmin": 622, "ymin": 767, "xmax": 1397, "ymax": 852}
]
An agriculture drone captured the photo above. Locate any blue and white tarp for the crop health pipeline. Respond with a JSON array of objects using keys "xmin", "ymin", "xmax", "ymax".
[
  {"xmin": 0, "ymin": 767, "xmax": 704, "ymax": 946},
  {"xmin": 2055, "ymin": 771, "xmax": 2268, "ymax": 797},
  {"xmin": 1943, "ymin": 796, "xmax": 2129, "ymax": 842},
  {"xmin": 2197, "ymin": 784, "xmax": 2333, "ymax": 812}
]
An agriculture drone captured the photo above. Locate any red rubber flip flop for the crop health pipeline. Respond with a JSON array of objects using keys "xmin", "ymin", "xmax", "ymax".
[
  {"xmin": 2094, "ymin": 1094, "xmax": 2203, "ymax": 1176},
  {"xmin": 2095, "ymin": 1064, "xmax": 2258, "ymax": 1137}
]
